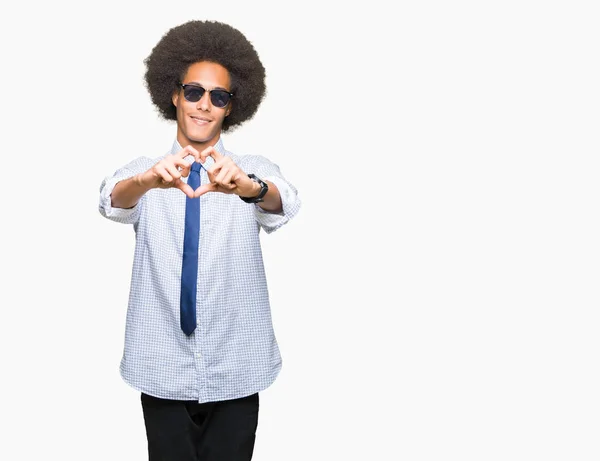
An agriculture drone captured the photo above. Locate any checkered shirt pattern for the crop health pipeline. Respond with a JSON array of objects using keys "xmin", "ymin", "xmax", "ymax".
[{"xmin": 98, "ymin": 138, "xmax": 301, "ymax": 402}]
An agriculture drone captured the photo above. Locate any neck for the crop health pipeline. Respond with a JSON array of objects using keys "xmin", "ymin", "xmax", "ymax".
[{"xmin": 176, "ymin": 132, "xmax": 221, "ymax": 152}]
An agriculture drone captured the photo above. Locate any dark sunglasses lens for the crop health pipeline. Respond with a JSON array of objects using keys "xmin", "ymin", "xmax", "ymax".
[
  {"xmin": 183, "ymin": 86, "xmax": 204, "ymax": 102},
  {"xmin": 210, "ymin": 90, "xmax": 231, "ymax": 108}
]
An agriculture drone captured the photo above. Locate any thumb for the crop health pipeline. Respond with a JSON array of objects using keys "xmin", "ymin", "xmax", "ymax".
[
  {"xmin": 175, "ymin": 180, "xmax": 195, "ymax": 199},
  {"xmin": 193, "ymin": 183, "xmax": 217, "ymax": 198}
]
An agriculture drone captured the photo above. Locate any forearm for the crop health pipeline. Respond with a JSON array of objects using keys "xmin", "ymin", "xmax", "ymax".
[
  {"xmin": 111, "ymin": 174, "xmax": 153, "ymax": 209},
  {"xmin": 257, "ymin": 180, "xmax": 282, "ymax": 213}
]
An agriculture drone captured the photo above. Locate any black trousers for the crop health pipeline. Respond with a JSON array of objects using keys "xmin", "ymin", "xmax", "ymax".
[{"xmin": 141, "ymin": 392, "xmax": 259, "ymax": 461}]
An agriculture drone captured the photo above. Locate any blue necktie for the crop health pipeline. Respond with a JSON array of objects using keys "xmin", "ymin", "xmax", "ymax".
[{"xmin": 180, "ymin": 162, "xmax": 201, "ymax": 336}]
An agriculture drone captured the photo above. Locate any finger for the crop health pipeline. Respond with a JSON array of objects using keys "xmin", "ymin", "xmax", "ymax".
[
  {"xmin": 174, "ymin": 179, "xmax": 195, "ymax": 198},
  {"xmin": 172, "ymin": 158, "xmax": 192, "ymax": 177},
  {"xmin": 205, "ymin": 163, "xmax": 221, "ymax": 183},
  {"xmin": 199, "ymin": 145, "xmax": 223, "ymax": 163},
  {"xmin": 218, "ymin": 168, "xmax": 237, "ymax": 189},
  {"xmin": 174, "ymin": 157, "xmax": 192, "ymax": 168},
  {"xmin": 155, "ymin": 165, "xmax": 174, "ymax": 184},
  {"xmin": 210, "ymin": 156, "xmax": 232, "ymax": 169},
  {"xmin": 206, "ymin": 157, "xmax": 234, "ymax": 181},
  {"xmin": 165, "ymin": 164, "xmax": 182, "ymax": 181},
  {"xmin": 214, "ymin": 166, "xmax": 231, "ymax": 185},
  {"xmin": 177, "ymin": 145, "xmax": 200, "ymax": 161},
  {"xmin": 193, "ymin": 182, "xmax": 218, "ymax": 198}
]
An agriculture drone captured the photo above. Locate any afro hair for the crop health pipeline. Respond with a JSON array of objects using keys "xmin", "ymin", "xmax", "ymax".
[{"xmin": 144, "ymin": 20, "xmax": 266, "ymax": 132}]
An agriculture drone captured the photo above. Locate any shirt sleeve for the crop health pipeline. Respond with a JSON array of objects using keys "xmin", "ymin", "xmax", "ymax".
[
  {"xmin": 98, "ymin": 156, "xmax": 154, "ymax": 225},
  {"xmin": 245, "ymin": 155, "xmax": 302, "ymax": 234}
]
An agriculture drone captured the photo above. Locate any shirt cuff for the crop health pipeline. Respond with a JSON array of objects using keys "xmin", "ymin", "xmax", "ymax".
[
  {"xmin": 98, "ymin": 174, "xmax": 142, "ymax": 224},
  {"xmin": 253, "ymin": 176, "xmax": 301, "ymax": 234}
]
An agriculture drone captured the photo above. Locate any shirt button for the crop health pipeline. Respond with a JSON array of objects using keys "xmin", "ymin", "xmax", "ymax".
[{"xmin": 196, "ymin": 352, "xmax": 202, "ymax": 358}]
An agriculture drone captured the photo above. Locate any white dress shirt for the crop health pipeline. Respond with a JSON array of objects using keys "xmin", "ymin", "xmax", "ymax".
[{"xmin": 98, "ymin": 138, "xmax": 301, "ymax": 402}]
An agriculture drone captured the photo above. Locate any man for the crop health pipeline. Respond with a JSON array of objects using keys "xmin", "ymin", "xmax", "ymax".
[{"xmin": 98, "ymin": 20, "xmax": 301, "ymax": 460}]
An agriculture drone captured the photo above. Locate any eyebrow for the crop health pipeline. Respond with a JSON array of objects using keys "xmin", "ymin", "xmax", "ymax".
[{"xmin": 185, "ymin": 81, "xmax": 230, "ymax": 91}]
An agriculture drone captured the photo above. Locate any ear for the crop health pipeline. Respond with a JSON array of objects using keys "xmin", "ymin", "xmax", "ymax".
[
  {"xmin": 172, "ymin": 89, "xmax": 180, "ymax": 108},
  {"xmin": 225, "ymin": 103, "xmax": 232, "ymax": 117}
]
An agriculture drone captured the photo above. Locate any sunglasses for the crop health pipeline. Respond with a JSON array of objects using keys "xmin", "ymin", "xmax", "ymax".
[{"xmin": 179, "ymin": 83, "xmax": 233, "ymax": 108}]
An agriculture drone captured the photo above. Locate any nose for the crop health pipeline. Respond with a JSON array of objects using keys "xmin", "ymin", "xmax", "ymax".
[{"xmin": 196, "ymin": 91, "xmax": 211, "ymax": 111}]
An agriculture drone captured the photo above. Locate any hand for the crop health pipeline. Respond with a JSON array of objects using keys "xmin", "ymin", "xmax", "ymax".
[
  {"xmin": 193, "ymin": 146, "xmax": 260, "ymax": 199},
  {"xmin": 136, "ymin": 146, "xmax": 200, "ymax": 199}
]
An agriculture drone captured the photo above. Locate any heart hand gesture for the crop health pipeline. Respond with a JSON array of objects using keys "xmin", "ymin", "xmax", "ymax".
[{"xmin": 138, "ymin": 145, "xmax": 260, "ymax": 200}]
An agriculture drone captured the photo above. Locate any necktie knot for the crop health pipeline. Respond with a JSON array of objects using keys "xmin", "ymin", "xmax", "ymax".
[{"xmin": 191, "ymin": 162, "xmax": 202, "ymax": 173}]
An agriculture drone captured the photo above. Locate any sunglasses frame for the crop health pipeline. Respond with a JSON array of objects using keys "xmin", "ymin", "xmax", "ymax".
[{"xmin": 179, "ymin": 83, "xmax": 234, "ymax": 108}]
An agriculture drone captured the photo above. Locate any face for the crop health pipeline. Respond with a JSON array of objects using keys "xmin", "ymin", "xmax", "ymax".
[{"xmin": 172, "ymin": 61, "xmax": 232, "ymax": 150}]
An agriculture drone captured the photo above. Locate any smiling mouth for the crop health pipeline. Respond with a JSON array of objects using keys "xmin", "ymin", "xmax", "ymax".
[{"xmin": 190, "ymin": 116, "xmax": 211, "ymax": 125}]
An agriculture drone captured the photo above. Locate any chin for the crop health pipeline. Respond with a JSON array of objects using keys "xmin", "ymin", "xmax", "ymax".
[{"xmin": 185, "ymin": 129, "xmax": 213, "ymax": 144}]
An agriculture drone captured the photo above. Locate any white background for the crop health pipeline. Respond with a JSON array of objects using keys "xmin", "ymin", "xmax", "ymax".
[{"xmin": 1, "ymin": 1, "xmax": 599, "ymax": 460}]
